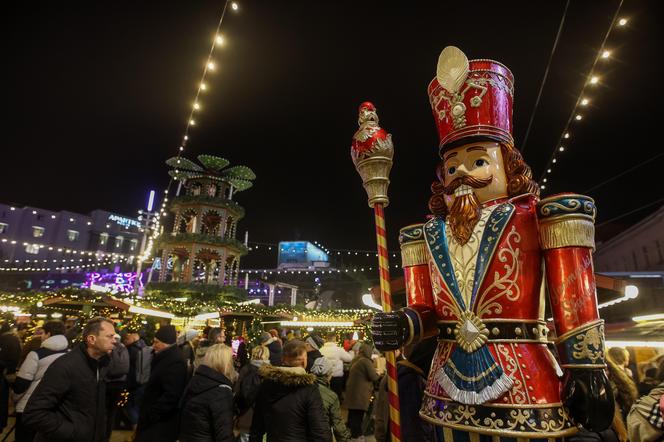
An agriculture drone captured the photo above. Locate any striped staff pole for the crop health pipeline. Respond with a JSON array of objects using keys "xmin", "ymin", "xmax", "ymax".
[
  {"xmin": 373, "ymin": 203, "xmax": 401, "ymax": 441},
  {"xmin": 350, "ymin": 102, "xmax": 400, "ymax": 441}
]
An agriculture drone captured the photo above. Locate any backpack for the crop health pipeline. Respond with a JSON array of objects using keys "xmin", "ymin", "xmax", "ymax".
[{"xmin": 135, "ymin": 345, "xmax": 153, "ymax": 385}]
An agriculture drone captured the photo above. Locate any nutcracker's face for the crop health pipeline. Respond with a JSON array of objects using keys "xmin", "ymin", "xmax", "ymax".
[
  {"xmin": 442, "ymin": 141, "xmax": 508, "ymax": 207},
  {"xmin": 440, "ymin": 141, "xmax": 508, "ymax": 244}
]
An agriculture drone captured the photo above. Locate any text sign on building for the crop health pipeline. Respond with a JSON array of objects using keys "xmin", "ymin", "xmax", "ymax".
[{"xmin": 107, "ymin": 214, "xmax": 141, "ymax": 229}]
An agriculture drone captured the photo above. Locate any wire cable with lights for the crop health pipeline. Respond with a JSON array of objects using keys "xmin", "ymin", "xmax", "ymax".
[{"xmin": 539, "ymin": 1, "xmax": 627, "ymax": 190}]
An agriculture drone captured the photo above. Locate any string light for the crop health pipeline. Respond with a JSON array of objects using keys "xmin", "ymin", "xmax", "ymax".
[
  {"xmin": 137, "ymin": 0, "xmax": 240, "ymax": 267},
  {"xmin": 539, "ymin": 2, "xmax": 630, "ymax": 188}
]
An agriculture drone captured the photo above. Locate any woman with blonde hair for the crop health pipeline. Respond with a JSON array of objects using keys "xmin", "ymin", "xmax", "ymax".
[
  {"xmin": 179, "ymin": 344, "xmax": 237, "ymax": 441},
  {"xmin": 234, "ymin": 344, "xmax": 270, "ymax": 442}
]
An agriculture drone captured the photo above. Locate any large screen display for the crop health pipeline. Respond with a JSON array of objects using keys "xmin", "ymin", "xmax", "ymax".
[{"xmin": 277, "ymin": 241, "xmax": 329, "ymax": 269}]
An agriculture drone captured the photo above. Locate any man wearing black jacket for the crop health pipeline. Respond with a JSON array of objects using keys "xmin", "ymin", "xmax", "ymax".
[
  {"xmin": 250, "ymin": 340, "xmax": 331, "ymax": 442},
  {"xmin": 135, "ymin": 325, "xmax": 187, "ymax": 442},
  {"xmin": 22, "ymin": 317, "xmax": 115, "ymax": 442}
]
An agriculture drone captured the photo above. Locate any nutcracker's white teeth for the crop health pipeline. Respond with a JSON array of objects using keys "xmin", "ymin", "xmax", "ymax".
[{"xmin": 454, "ymin": 184, "xmax": 474, "ymax": 197}]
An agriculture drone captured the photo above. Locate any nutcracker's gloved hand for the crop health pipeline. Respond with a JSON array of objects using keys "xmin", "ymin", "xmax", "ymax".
[
  {"xmin": 372, "ymin": 311, "xmax": 409, "ymax": 351},
  {"xmin": 562, "ymin": 368, "xmax": 614, "ymax": 432}
]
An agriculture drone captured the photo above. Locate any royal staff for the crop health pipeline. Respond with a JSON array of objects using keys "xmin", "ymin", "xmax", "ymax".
[
  {"xmin": 371, "ymin": 46, "xmax": 614, "ymax": 441},
  {"xmin": 350, "ymin": 102, "xmax": 401, "ymax": 442}
]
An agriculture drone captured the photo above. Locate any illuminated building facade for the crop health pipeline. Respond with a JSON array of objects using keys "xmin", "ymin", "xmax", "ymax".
[{"xmin": 0, "ymin": 202, "xmax": 141, "ymax": 267}]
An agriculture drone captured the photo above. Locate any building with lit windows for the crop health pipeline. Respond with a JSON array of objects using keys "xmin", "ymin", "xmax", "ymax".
[{"xmin": 0, "ymin": 203, "xmax": 142, "ymax": 268}]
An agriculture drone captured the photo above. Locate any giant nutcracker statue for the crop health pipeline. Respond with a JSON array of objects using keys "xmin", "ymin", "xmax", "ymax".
[{"xmin": 370, "ymin": 46, "xmax": 614, "ymax": 441}]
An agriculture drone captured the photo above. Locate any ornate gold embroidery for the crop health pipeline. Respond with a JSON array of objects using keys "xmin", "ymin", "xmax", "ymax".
[
  {"xmin": 572, "ymin": 324, "xmax": 605, "ymax": 363},
  {"xmin": 496, "ymin": 343, "xmax": 527, "ymax": 404},
  {"xmin": 430, "ymin": 261, "xmax": 462, "ymax": 318},
  {"xmin": 420, "ymin": 395, "xmax": 575, "ymax": 437},
  {"xmin": 475, "ymin": 225, "xmax": 521, "ymax": 317}
]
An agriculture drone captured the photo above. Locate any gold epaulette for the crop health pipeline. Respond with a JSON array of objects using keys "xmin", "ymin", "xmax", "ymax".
[
  {"xmin": 399, "ymin": 224, "xmax": 427, "ymax": 267},
  {"xmin": 537, "ymin": 194, "xmax": 596, "ymax": 250}
]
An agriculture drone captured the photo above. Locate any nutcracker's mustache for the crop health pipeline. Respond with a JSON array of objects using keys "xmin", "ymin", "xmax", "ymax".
[{"xmin": 444, "ymin": 175, "xmax": 493, "ymax": 195}]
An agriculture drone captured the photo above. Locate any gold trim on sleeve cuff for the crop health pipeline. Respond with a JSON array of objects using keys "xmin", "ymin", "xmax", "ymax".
[
  {"xmin": 400, "ymin": 241, "xmax": 428, "ymax": 267},
  {"xmin": 539, "ymin": 217, "xmax": 595, "ymax": 250}
]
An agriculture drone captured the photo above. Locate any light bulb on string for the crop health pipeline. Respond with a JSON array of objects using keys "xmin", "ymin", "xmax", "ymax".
[
  {"xmin": 601, "ymin": 50, "xmax": 611, "ymax": 59},
  {"xmin": 231, "ymin": 2, "xmax": 239, "ymax": 11},
  {"xmin": 215, "ymin": 35, "xmax": 225, "ymax": 45},
  {"xmin": 580, "ymin": 98, "xmax": 589, "ymax": 106},
  {"xmin": 575, "ymin": 115, "xmax": 583, "ymax": 121},
  {"xmin": 589, "ymin": 76, "xmax": 599, "ymax": 85},
  {"xmin": 564, "ymin": 132, "xmax": 570, "ymax": 139},
  {"xmin": 200, "ymin": 83, "xmax": 207, "ymax": 91},
  {"xmin": 618, "ymin": 18, "xmax": 628, "ymax": 26},
  {"xmin": 193, "ymin": 103, "xmax": 200, "ymax": 110},
  {"xmin": 207, "ymin": 61, "xmax": 216, "ymax": 70}
]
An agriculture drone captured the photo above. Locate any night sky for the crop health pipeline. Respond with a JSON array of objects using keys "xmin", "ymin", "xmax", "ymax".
[{"xmin": 4, "ymin": 0, "xmax": 663, "ymax": 269}]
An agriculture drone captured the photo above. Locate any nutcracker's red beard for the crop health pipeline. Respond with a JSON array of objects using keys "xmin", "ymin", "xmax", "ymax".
[{"xmin": 444, "ymin": 175, "xmax": 493, "ymax": 245}]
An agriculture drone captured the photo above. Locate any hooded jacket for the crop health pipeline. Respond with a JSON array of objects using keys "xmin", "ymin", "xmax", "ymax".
[
  {"xmin": 179, "ymin": 364, "xmax": 234, "ymax": 442},
  {"xmin": 250, "ymin": 365, "xmax": 331, "ymax": 442},
  {"xmin": 22, "ymin": 343, "xmax": 109, "ymax": 442},
  {"xmin": 13, "ymin": 335, "xmax": 69, "ymax": 413}
]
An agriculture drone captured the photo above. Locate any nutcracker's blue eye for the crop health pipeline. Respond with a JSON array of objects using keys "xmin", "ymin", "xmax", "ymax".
[
  {"xmin": 447, "ymin": 166, "xmax": 456, "ymax": 175},
  {"xmin": 474, "ymin": 159, "xmax": 488, "ymax": 168}
]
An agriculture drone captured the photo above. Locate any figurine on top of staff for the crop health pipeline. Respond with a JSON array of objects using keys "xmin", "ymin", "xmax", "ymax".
[{"xmin": 372, "ymin": 46, "xmax": 614, "ymax": 441}]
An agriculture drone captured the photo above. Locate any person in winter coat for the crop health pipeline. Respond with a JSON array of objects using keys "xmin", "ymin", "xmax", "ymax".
[
  {"xmin": 123, "ymin": 331, "xmax": 150, "ymax": 428},
  {"xmin": 310, "ymin": 357, "xmax": 351, "ymax": 442},
  {"xmin": 627, "ymin": 380, "xmax": 664, "ymax": 442},
  {"xmin": 135, "ymin": 325, "xmax": 187, "ymax": 442},
  {"xmin": 250, "ymin": 340, "xmax": 331, "ymax": 442},
  {"xmin": 194, "ymin": 327, "xmax": 224, "ymax": 369},
  {"xmin": 319, "ymin": 332, "xmax": 353, "ymax": 400},
  {"xmin": 268, "ymin": 329, "xmax": 283, "ymax": 366},
  {"xmin": 304, "ymin": 334, "xmax": 324, "ymax": 371},
  {"xmin": 0, "ymin": 320, "xmax": 22, "ymax": 431},
  {"xmin": 22, "ymin": 317, "xmax": 115, "ymax": 442},
  {"xmin": 344, "ymin": 342, "xmax": 381, "ymax": 440},
  {"xmin": 178, "ymin": 328, "xmax": 198, "ymax": 379},
  {"xmin": 373, "ymin": 338, "xmax": 439, "ymax": 442},
  {"xmin": 104, "ymin": 334, "xmax": 129, "ymax": 441},
  {"xmin": 179, "ymin": 344, "xmax": 237, "ymax": 442},
  {"xmin": 235, "ymin": 345, "xmax": 270, "ymax": 442},
  {"xmin": 12, "ymin": 320, "xmax": 68, "ymax": 442}
]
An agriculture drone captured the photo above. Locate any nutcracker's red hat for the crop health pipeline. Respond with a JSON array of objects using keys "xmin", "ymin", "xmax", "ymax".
[{"xmin": 428, "ymin": 46, "xmax": 514, "ymax": 156}]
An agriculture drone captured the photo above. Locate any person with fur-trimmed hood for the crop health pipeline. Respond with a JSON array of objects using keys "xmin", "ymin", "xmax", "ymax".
[{"xmin": 250, "ymin": 340, "xmax": 330, "ymax": 442}]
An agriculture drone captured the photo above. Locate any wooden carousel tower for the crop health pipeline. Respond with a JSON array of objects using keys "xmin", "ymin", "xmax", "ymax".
[{"xmin": 157, "ymin": 154, "xmax": 255, "ymax": 286}]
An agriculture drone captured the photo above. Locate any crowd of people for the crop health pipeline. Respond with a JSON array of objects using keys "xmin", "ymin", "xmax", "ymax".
[{"xmin": 1, "ymin": 316, "xmax": 663, "ymax": 442}]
